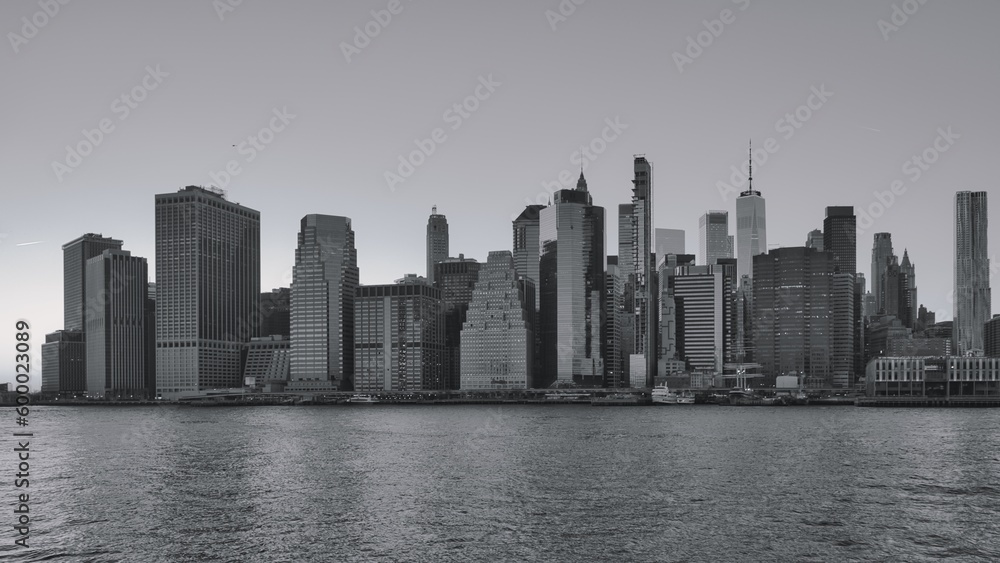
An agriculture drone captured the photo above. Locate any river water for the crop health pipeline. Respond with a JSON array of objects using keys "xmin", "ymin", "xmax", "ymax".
[{"xmin": 3, "ymin": 405, "xmax": 999, "ymax": 562}]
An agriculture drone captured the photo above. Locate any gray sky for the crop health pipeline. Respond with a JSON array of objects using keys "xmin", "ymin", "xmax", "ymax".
[{"xmin": 2, "ymin": 0, "xmax": 998, "ymax": 387}]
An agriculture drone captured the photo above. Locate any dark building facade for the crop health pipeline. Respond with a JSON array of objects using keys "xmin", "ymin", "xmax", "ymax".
[
  {"xmin": 435, "ymin": 256, "xmax": 481, "ymax": 390},
  {"xmin": 426, "ymin": 206, "xmax": 449, "ymax": 285},
  {"xmin": 62, "ymin": 233, "xmax": 124, "ymax": 331},
  {"xmin": 987, "ymin": 316, "xmax": 1000, "ymax": 357},
  {"xmin": 259, "ymin": 287, "xmax": 290, "ymax": 339},
  {"xmin": 41, "ymin": 330, "xmax": 86, "ymax": 397}
]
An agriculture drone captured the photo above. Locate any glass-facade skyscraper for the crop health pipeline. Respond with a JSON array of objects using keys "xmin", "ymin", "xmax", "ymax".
[
  {"xmin": 154, "ymin": 186, "xmax": 260, "ymax": 399},
  {"xmin": 736, "ymin": 153, "xmax": 766, "ymax": 281},
  {"xmin": 539, "ymin": 172, "xmax": 606, "ymax": 387},
  {"xmin": 954, "ymin": 191, "xmax": 991, "ymax": 355},
  {"xmin": 699, "ymin": 211, "xmax": 732, "ymax": 266},
  {"xmin": 62, "ymin": 233, "xmax": 123, "ymax": 331},
  {"xmin": 290, "ymin": 214, "xmax": 359, "ymax": 390}
]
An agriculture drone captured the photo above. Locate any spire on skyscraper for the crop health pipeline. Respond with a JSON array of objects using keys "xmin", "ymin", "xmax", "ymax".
[{"xmin": 577, "ymin": 170, "xmax": 588, "ymax": 191}]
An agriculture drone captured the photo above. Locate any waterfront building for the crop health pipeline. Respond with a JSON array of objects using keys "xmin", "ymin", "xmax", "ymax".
[
  {"xmin": 987, "ymin": 316, "xmax": 1000, "ymax": 357},
  {"xmin": 954, "ymin": 191, "xmax": 991, "ymax": 355},
  {"xmin": 699, "ymin": 211, "xmax": 732, "ymax": 266},
  {"xmin": 671, "ymin": 261, "xmax": 735, "ymax": 374},
  {"xmin": 154, "ymin": 186, "xmax": 260, "ymax": 400},
  {"xmin": 459, "ymin": 251, "xmax": 534, "ymax": 390},
  {"xmin": 866, "ymin": 356, "xmax": 1000, "ymax": 397},
  {"xmin": 426, "ymin": 206, "xmax": 449, "ymax": 284},
  {"xmin": 435, "ymin": 255, "xmax": 481, "ymax": 389},
  {"xmin": 41, "ymin": 330, "xmax": 85, "ymax": 397},
  {"xmin": 243, "ymin": 335, "xmax": 291, "ymax": 384},
  {"xmin": 623, "ymin": 156, "xmax": 657, "ymax": 386},
  {"xmin": 289, "ymin": 215, "xmax": 359, "ymax": 392},
  {"xmin": 736, "ymin": 146, "xmax": 767, "ymax": 281},
  {"xmin": 354, "ymin": 282, "xmax": 445, "ymax": 392},
  {"xmin": 753, "ymin": 247, "xmax": 854, "ymax": 388},
  {"xmin": 84, "ymin": 249, "xmax": 149, "ymax": 399},
  {"xmin": 539, "ymin": 171, "xmax": 606, "ymax": 387},
  {"xmin": 62, "ymin": 233, "xmax": 124, "ymax": 331},
  {"xmin": 259, "ymin": 287, "xmax": 291, "ymax": 338}
]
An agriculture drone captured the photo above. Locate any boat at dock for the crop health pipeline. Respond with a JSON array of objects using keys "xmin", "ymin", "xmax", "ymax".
[
  {"xmin": 651, "ymin": 384, "xmax": 679, "ymax": 405},
  {"xmin": 348, "ymin": 394, "xmax": 379, "ymax": 404}
]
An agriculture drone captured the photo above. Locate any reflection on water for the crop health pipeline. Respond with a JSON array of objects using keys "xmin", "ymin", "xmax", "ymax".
[{"xmin": 3, "ymin": 406, "xmax": 999, "ymax": 562}]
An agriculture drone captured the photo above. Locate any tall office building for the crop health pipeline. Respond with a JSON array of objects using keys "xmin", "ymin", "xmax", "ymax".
[
  {"xmin": 871, "ymin": 232, "xmax": 895, "ymax": 315},
  {"xmin": 736, "ymin": 145, "xmax": 767, "ymax": 281},
  {"xmin": 460, "ymin": 251, "xmax": 535, "ymax": 390},
  {"xmin": 753, "ymin": 247, "xmax": 854, "ymax": 388},
  {"xmin": 512, "ymin": 205, "xmax": 545, "ymax": 311},
  {"xmin": 539, "ymin": 172, "xmax": 606, "ymax": 387},
  {"xmin": 145, "ymin": 282, "xmax": 156, "ymax": 397},
  {"xmin": 435, "ymin": 255, "xmax": 481, "ymax": 390},
  {"xmin": 62, "ymin": 233, "xmax": 124, "ymax": 331},
  {"xmin": 354, "ymin": 282, "xmax": 445, "ymax": 392},
  {"xmin": 671, "ymin": 261, "xmax": 736, "ymax": 373},
  {"xmin": 699, "ymin": 211, "xmax": 731, "ymax": 266},
  {"xmin": 805, "ymin": 229, "xmax": 824, "ymax": 251},
  {"xmin": 259, "ymin": 287, "xmax": 291, "ymax": 339},
  {"xmin": 41, "ymin": 330, "xmax": 85, "ymax": 397},
  {"xmin": 85, "ymin": 249, "xmax": 149, "ymax": 399},
  {"xmin": 625, "ymin": 156, "xmax": 657, "ymax": 386},
  {"xmin": 154, "ymin": 186, "xmax": 260, "ymax": 400},
  {"xmin": 823, "ymin": 207, "xmax": 857, "ymax": 276},
  {"xmin": 290, "ymin": 215, "xmax": 359, "ymax": 391},
  {"xmin": 657, "ymin": 254, "xmax": 696, "ymax": 376},
  {"xmin": 426, "ymin": 206, "xmax": 449, "ymax": 284},
  {"xmin": 654, "ymin": 229, "xmax": 686, "ymax": 262},
  {"xmin": 954, "ymin": 191, "xmax": 991, "ymax": 355}
]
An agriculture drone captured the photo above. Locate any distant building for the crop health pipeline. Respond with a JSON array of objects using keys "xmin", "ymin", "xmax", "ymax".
[
  {"xmin": 654, "ymin": 229, "xmax": 685, "ymax": 264},
  {"xmin": 986, "ymin": 316, "xmax": 1000, "ymax": 357},
  {"xmin": 289, "ymin": 215, "xmax": 358, "ymax": 392},
  {"xmin": 426, "ymin": 206, "xmax": 449, "ymax": 284},
  {"xmin": 539, "ymin": 172, "xmax": 606, "ymax": 387},
  {"xmin": 354, "ymin": 282, "xmax": 445, "ymax": 392},
  {"xmin": 435, "ymin": 255, "xmax": 481, "ymax": 390},
  {"xmin": 259, "ymin": 288, "xmax": 290, "ymax": 339},
  {"xmin": 699, "ymin": 211, "xmax": 731, "ymax": 266},
  {"xmin": 154, "ymin": 186, "xmax": 260, "ymax": 400},
  {"xmin": 871, "ymin": 232, "xmax": 894, "ymax": 315},
  {"xmin": 460, "ymin": 251, "xmax": 535, "ymax": 390},
  {"xmin": 736, "ymin": 147, "xmax": 766, "ymax": 281},
  {"xmin": 85, "ymin": 249, "xmax": 149, "ymax": 399},
  {"xmin": 805, "ymin": 229, "xmax": 824, "ymax": 251},
  {"xmin": 243, "ymin": 336, "xmax": 290, "ymax": 383},
  {"xmin": 866, "ymin": 356, "xmax": 1000, "ymax": 397},
  {"xmin": 954, "ymin": 191, "xmax": 991, "ymax": 355},
  {"xmin": 41, "ymin": 330, "xmax": 85, "ymax": 397}
]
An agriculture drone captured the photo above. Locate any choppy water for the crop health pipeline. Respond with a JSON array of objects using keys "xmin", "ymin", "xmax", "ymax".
[{"xmin": 3, "ymin": 405, "xmax": 999, "ymax": 562}]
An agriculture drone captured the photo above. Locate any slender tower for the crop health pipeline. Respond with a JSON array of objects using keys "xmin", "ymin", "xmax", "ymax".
[
  {"xmin": 954, "ymin": 191, "xmax": 991, "ymax": 355},
  {"xmin": 736, "ymin": 141, "xmax": 767, "ymax": 281},
  {"xmin": 426, "ymin": 206, "xmax": 449, "ymax": 285}
]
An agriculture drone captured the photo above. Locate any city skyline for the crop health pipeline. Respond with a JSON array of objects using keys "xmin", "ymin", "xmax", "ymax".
[{"xmin": 3, "ymin": 1, "xmax": 1000, "ymax": 388}]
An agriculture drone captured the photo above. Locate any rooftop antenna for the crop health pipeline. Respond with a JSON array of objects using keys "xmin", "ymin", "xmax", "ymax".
[{"xmin": 748, "ymin": 139, "xmax": 753, "ymax": 192}]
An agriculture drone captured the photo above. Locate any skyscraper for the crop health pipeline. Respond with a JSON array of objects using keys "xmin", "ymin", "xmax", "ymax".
[
  {"xmin": 290, "ymin": 215, "xmax": 359, "ymax": 391},
  {"xmin": 736, "ymin": 144, "xmax": 767, "ymax": 281},
  {"xmin": 154, "ymin": 186, "xmax": 260, "ymax": 400},
  {"xmin": 823, "ymin": 207, "xmax": 857, "ymax": 276},
  {"xmin": 954, "ymin": 191, "xmax": 991, "ymax": 355},
  {"xmin": 671, "ymin": 261, "xmax": 736, "ymax": 373},
  {"xmin": 435, "ymin": 255, "xmax": 481, "ymax": 390},
  {"xmin": 512, "ymin": 205, "xmax": 545, "ymax": 312},
  {"xmin": 654, "ymin": 228, "xmax": 686, "ymax": 260},
  {"xmin": 460, "ymin": 251, "xmax": 535, "ymax": 390},
  {"xmin": 62, "ymin": 233, "xmax": 123, "ymax": 331},
  {"xmin": 900, "ymin": 250, "xmax": 917, "ymax": 327},
  {"xmin": 871, "ymin": 232, "xmax": 895, "ymax": 315},
  {"xmin": 354, "ymin": 282, "xmax": 445, "ymax": 391},
  {"xmin": 626, "ymin": 156, "xmax": 656, "ymax": 386},
  {"xmin": 604, "ymin": 256, "xmax": 627, "ymax": 387},
  {"xmin": 805, "ymin": 229, "xmax": 824, "ymax": 251},
  {"xmin": 699, "ymin": 211, "xmax": 731, "ymax": 266},
  {"xmin": 426, "ymin": 206, "xmax": 449, "ymax": 284},
  {"xmin": 539, "ymin": 171, "xmax": 606, "ymax": 387},
  {"xmin": 85, "ymin": 249, "xmax": 149, "ymax": 399},
  {"xmin": 259, "ymin": 287, "xmax": 291, "ymax": 339}
]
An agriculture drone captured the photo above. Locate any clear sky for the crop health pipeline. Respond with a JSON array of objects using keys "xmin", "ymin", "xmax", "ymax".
[{"xmin": 2, "ymin": 0, "xmax": 997, "ymax": 389}]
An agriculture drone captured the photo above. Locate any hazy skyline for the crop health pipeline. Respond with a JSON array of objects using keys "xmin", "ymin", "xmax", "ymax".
[{"xmin": 2, "ymin": 0, "xmax": 998, "ymax": 388}]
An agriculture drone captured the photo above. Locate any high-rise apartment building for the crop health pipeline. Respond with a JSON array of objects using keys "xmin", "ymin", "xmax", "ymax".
[
  {"xmin": 954, "ymin": 191, "xmax": 991, "ymax": 355},
  {"xmin": 426, "ymin": 206, "xmax": 449, "ymax": 284},
  {"xmin": 154, "ymin": 186, "xmax": 260, "ymax": 399},
  {"xmin": 459, "ymin": 251, "xmax": 535, "ymax": 390},
  {"xmin": 85, "ymin": 249, "xmax": 149, "ymax": 399},
  {"xmin": 625, "ymin": 156, "xmax": 656, "ymax": 386},
  {"xmin": 699, "ymin": 211, "xmax": 731, "ymax": 266},
  {"xmin": 354, "ymin": 282, "xmax": 445, "ymax": 392},
  {"xmin": 539, "ymin": 172, "xmax": 606, "ymax": 387},
  {"xmin": 290, "ymin": 215, "xmax": 358, "ymax": 391}
]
